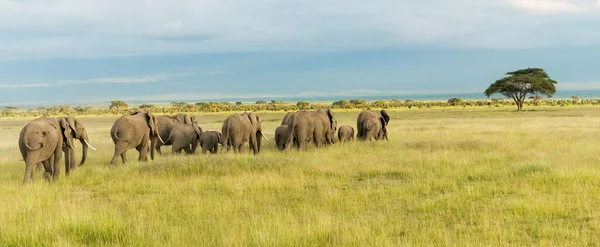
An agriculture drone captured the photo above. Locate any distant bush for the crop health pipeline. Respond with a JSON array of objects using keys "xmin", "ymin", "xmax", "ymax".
[
  {"xmin": 5, "ymin": 97, "xmax": 600, "ymax": 118},
  {"xmin": 447, "ymin": 98, "xmax": 463, "ymax": 106}
]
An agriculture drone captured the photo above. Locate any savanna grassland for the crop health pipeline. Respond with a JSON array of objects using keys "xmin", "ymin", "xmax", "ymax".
[{"xmin": 1, "ymin": 107, "xmax": 600, "ymax": 246}]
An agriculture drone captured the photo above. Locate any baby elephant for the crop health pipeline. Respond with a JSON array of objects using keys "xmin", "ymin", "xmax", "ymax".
[
  {"xmin": 274, "ymin": 125, "xmax": 293, "ymax": 150},
  {"xmin": 199, "ymin": 131, "xmax": 221, "ymax": 154},
  {"xmin": 338, "ymin": 125, "xmax": 355, "ymax": 143},
  {"xmin": 168, "ymin": 123, "xmax": 203, "ymax": 154}
]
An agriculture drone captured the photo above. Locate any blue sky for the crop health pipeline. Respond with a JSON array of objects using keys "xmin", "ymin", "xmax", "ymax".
[{"xmin": 1, "ymin": 0, "xmax": 600, "ymax": 105}]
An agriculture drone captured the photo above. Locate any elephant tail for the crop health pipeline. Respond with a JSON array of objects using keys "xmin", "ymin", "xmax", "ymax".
[
  {"xmin": 111, "ymin": 129, "xmax": 127, "ymax": 142},
  {"xmin": 284, "ymin": 123, "xmax": 297, "ymax": 150},
  {"xmin": 24, "ymin": 142, "xmax": 43, "ymax": 151},
  {"xmin": 221, "ymin": 122, "xmax": 230, "ymax": 148}
]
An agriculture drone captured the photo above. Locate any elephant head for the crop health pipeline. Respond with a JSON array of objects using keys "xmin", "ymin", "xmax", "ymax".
[
  {"xmin": 192, "ymin": 123, "xmax": 203, "ymax": 140},
  {"xmin": 216, "ymin": 132, "xmax": 222, "ymax": 144},
  {"xmin": 176, "ymin": 113, "xmax": 197, "ymax": 124},
  {"xmin": 59, "ymin": 118, "xmax": 75, "ymax": 151},
  {"xmin": 245, "ymin": 112, "xmax": 266, "ymax": 153},
  {"xmin": 143, "ymin": 111, "xmax": 163, "ymax": 160},
  {"xmin": 64, "ymin": 116, "xmax": 96, "ymax": 167},
  {"xmin": 380, "ymin": 109, "xmax": 390, "ymax": 126},
  {"xmin": 378, "ymin": 116, "xmax": 389, "ymax": 141}
]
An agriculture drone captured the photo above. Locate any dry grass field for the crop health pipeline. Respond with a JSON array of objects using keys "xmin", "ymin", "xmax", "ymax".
[{"xmin": 1, "ymin": 107, "xmax": 600, "ymax": 246}]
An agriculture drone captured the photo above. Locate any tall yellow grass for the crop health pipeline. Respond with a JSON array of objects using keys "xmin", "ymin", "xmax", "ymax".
[{"xmin": 0, "ymin": 107, "xmax": 599, "ymax": 246}]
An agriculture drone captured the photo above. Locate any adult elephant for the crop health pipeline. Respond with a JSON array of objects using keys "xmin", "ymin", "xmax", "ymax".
[
  {"xmin": 363, "ymin": 116, "xmax": 388, "ymax": 141},
  {"xmin": 175, "ymin": 113, "xmax": 197, "ymax": 125},
  {"xmin": 19, "ymin": 116, "xmax": 95, "ymax": 183},
  {"xmin": 281, "ymin": 112, "xmax": 295, "ymax": 125},
  {"xmin": 168, "ymin": 123, "xmax": 202, "ymax": 154},
  {"xmin": 356, "ymin": 109, "xmax": 390, "ymax": 140},
  {"xmin": 221, "ymin": 112, "xmax": 266, "ymax": 154},
  {"xmin": 285, "ymin": 109, "xmax": 335, "ymax": 151},
  {"xmin": 110, "ymin": 110, "xmax": 163, "ymax": 166},
  {"xmin": 155, "ymin": 113, "xmax": 197, "ymax": 155}
]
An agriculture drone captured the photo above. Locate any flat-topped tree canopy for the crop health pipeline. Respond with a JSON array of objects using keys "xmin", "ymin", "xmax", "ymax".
[{"xmin": 485, "ymin": 68, "xmax": 558, "ymax": 111}]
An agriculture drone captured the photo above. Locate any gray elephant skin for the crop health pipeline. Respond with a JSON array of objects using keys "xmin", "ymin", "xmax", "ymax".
[
  {"xmin": 338, "ymin": 125, "xmax": 355, "ymax": 143},
  {"xmin": 19, "ymin": 116, "xmax": 95, "ymax": 183},
  {"xmin": 357, "ymin": 109, "xmax": 390, "ymax": 140},
  {"xmin": 221, "ymin": 112, "xmax": 265, "ymax": 154},
  {"xmin": 168, "ymin": 123, "xmax": 202, "ymax": 154},
  {"xmin": 155, "ymin": 113, "xmax": 197, "ymax": 155},
  {"xmin": 199, "ymin": 131, "xmax": 221, "ymax": 154},
  {"xmin": 362, "ymin": 117, "xmax": 388, "ymax": 141},
  {"xmin": 281, "ymin": 112, "xmax": 295, "ymax": 125},
  {"xmin": 285, "ymin": 109, "xmax": 336, "ymax": 151},
  {"xmin": 110, "ymin": 111, "xmax": 162, "ymax": 166},
  {"xmin": 274, "ymin": 125, "xmax": 292, "ymax": 150}
]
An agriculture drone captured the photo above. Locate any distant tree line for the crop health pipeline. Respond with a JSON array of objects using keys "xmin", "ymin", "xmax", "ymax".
[{"xmin": 1, "ymin": 97, "xmax": 599, "ymax": 118}]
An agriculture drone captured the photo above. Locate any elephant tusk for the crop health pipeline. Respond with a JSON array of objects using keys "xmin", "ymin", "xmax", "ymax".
[
  {"xmin": 261, "ymin": 132, "xmax": 269, "ymax": 141},
  {"xmin": 157, "ymin": 134, "xmax": 166, "ymax": 144},
  {"xmin": 83, "ymin": 139, "xmax": 97, "ymax": 151}
]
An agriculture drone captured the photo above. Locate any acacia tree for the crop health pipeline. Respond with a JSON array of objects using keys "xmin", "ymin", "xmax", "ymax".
[
  {"xmin": 485, "ymin": 68, "xmax": 557, "ymax": 111},
  {"xmin": 110, "ymin": 101, "xmax": 128, "ymax": 113}
]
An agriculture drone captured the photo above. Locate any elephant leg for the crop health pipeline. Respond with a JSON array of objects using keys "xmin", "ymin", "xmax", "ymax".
[
  {"xmin": 213, "ymin": 145, "xmax": 218, "ymax": 154},
  {"xmin": 41, "ymin": 160, "xmax": 52, "ymax": 181},
  {"xmin": 202, "ymin": 145, "xmax": 208, "ymax": 154},
  {"xmin": 137, "ymin": 144, "xmax": 149, "ymax": 162},
  {"xmin": 35, "ymin": 162, "xmax": 43, "ymax": 172},
  {"xmin": 64, "ymin": 147, "xmax": 71, "ymax": 176},
  {"xmin": 52, "ymin": 148, "xmax": 62, "ymax": 180},
  {"xmin": 184, "ymin": 146, "xmax": 192, "ymax": 154}
]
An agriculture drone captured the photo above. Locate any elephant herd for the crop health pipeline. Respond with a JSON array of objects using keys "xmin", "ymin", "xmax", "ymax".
[{"xmin": 17, "ymin": 109, "xmax": 390, "ymax": 184}]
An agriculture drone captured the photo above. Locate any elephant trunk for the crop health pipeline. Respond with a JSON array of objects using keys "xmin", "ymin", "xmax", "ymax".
[
  {"xmin": 256, "ymin": 131, "xmax": 262, "ymax": 154},
  {"xmin": 77, "ymin": 130, "xmax": 90, "ymax": 166}
]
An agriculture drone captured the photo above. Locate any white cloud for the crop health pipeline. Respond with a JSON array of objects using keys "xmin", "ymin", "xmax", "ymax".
[
  {"xmin": 0, "ymin": 72, "xmax": 194, "ymax": 88},
  {"xmin": 508, "ymin": 0, "xmax": 598, "ymax": 13},
  {"xmin": 0, "ymin": 0, "xmax": 599, "ymax": 59}
]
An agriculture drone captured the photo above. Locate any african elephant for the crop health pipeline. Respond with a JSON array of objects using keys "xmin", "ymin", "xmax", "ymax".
[
  {"xmin": 274, "ymin": 125, "xmax": 292, "ymax": 150},
  {"xmin": 155, "ymin": 114, "xmax": 197, "ymax": 155},
  {"xmin": 175, "ymin": 113, "xmax": 197, "ymax": 124},
  {"xmin": 285, "ymin": 109, "xmax": 335, "ymax": 151},
  {"xmin": 60, "ymin": 116, "xmax": 95, "ymax": 171},
  {"xmin": 168, "ymin": 123, "xmax": 202, "ymax": 154},
  {"xmin": 281, "ymin": 112, "xmax": 295, "ymax": 125},
  {"xmin": 338, "ymin": 125, "xmax": 355, "ymax": 143},
  {"xmin": 362, "ymin": 116, "xmax": 388, "ymax": 141},
  {"xmin": 357, "ymin": 109, "xmax": 390, "ymax": 140},
  {"xmin": 110, "ymin": 110, "xmax": 163, "ymax": 166},
  {"xmin": 18, "ymin": 117, "xmax": 86, "ymax": 183},
  {"xmin": 199, "ymin": 131, "xmax": 221, "ymax": 154},
  {"xmin": 221, "ymin": 112, "xmax": 266, "ymax": 154}
]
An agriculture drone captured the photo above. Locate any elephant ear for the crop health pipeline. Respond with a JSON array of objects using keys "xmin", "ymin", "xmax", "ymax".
[
  {"xmin": 379, "ymin": 116, "xmax": 387, "ymax": 131},
  {"xmin": 193, "ymin": 124, "xmax": 203, "ymax": 139},
  {"xmin": 66, "ymin": 116, "xmax": 79, "ymax": 137},
  {"xmin": 326, "ymin": 109, "xmax": 335, "ymax": 128},
  {"xmin": 146, "ymin": 112, "xmax": 157, "ymax": 135},
  {"xmin": 185, "ymin": 114, "xmax": 196, "ymax": 124},
  {"xmin": 216, "ymin": 132, "xmax": 222, "ymax": 144},
  {"xmin": 380, "ymin": 109, "xmax": 390, "ymax": 126},
  {"xmin": 247, "ymin": 113, "xmax": 257, "ymax": 125},
  {"xmin": 60, "ymin": 118, "xmax": 74, "ymax": 150}
]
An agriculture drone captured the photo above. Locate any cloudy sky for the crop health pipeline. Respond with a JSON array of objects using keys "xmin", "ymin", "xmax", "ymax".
[{"xmin": 1, "ymin": 0, "xmax": 599, "ymax": 105}]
